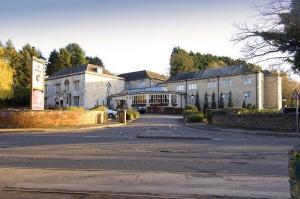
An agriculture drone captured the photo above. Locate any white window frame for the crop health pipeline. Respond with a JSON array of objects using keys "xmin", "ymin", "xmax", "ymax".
[
  {"xmin": 73, "ymin": 96, "xmax": 80, "ymax": 106},
  {"xmin": 55, "ymin": 84, "xmax": 61, "ymax": 93},
  {"xmin": 208, "ymin": 81, "xmax": 217, "ymax": 88},
  {"xmin": 176, "ymin": 85, "xmax": 184, "ymax": 91},
  {"xmin": 222, "ymin": 79, "xmax": 231, "ymax": 86},
  {"xmin": 244, "ymin": 92, "xmax": 252, "ymax": 99},
  {"xmin": 244, "ymin": 77, "xmax": 252, "ymax": 85},
  {"xmin": 74, "ymin": 80, "xmax": 80, "ymax": 91},
  {"xmin": 188, "ymin": 83, "xmax": 197, "ymax": 90}
]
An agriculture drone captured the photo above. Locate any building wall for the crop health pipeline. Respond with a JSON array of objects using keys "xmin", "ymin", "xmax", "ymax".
[
  {"xmin": 264, "ymin": 75, "xmax": 282, "ymax": 109},
  {"xmin": 84, "ymin": 73, "xmax": 124, "ymax": 109},
  {"xmin": 125, "ymin": 78, "xmax": 164, "ymax": 90},
  {"xmin": 45, "ymin": 74, "xmax": 85, "ymax": 108},
  {"xmin": 161, "ymin": 73, "xmax": 262, "ymax": 109}
]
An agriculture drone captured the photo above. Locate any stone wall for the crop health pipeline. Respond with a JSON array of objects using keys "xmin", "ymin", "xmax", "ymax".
[
  {"xmin": 0, "ymin": 110, "xmax": 105, "ymax": 128},
  {"xmin": 289, "ymin": 145, "xmax": 300, "ymax": 198},
  {"xmin": 211, "ymin": 112, "xmax": 295, "ymax": 132}
]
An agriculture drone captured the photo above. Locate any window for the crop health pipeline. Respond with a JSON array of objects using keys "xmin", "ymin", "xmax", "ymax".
[
  {"xmin": 64, "ymin": 80, "xmax": 70, "ymax": 92},
  {"xmin": 55, "ymin": 84, "xmax": 61, "ymax": 93},
  {"xmin": 244, "ymin": 77, "xmax": 252, "ymax": 85},
  {"xmin": 208, "ymin": 81, "xmax": 217, "ymax": 88},
  {"xmin": 188, "ymin": 83, "xmax": 197, "ymax": 90},
  {"xmin": 73, "ymin": 96, "xmax": 80, "ymax": 106},
  {"xmin": 44, "ymin": 97, "xmax": 47, "ymax": 106},
  {"xmin": 162, "ymin": 87, "xmax": 168, "ymax": 91},
  {"xmin": 132, "ymin": 95, "xmax": 147, "ymax": 104},
  {"xmin": 139, "ymin": 80, "xmax": 146, "ymax": 88},
  {"xmin": 244, "ymin": 92, "xmax": 252, "ymax": 99},
  {"xmin": 222, "ymin": 93, "xmax": 229, "ymax": 101},
  {"xmin": 171, "ymin": 95, "xmax": 177, "ymax": 104},
  {"xmin": 148, "ymin": 94, "xmax": 169, "ymax": 104},
  {"xmin": 45, "ymin": 85, "xmax": 48, "ymax": 93},
  {"xmin": 222, "ymin": 79, "xmax": 231, "ymax": 86},
  {"xmin": 106, "ymin": 83, "xmax": 112, "ymax": 94},
  {"xmin": 74, "ymin": 81, "xmax": 80, "ymax": 91},
  {"xmin": 176, "ymin": 85, "xmax": 184, "ymax": 91}
]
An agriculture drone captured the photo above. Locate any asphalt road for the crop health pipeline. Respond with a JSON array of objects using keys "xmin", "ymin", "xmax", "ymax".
[{"xmin": 0, "ymin": 114, "xmax": 299, "ymax": 198}]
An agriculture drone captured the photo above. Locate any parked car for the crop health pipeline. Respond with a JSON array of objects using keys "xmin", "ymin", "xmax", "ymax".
[
  {"xmin": 107, "ymin": 109, "xmax": 118, "ymax": 118},
  {"xmin": 136, "ymin": 106, "xmax": 146, "ymax": 114},
  {"xmin": 281, "ymin": 107, "xmax": 300, "ymax": 114}
]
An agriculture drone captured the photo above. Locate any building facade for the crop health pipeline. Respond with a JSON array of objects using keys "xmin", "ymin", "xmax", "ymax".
[
  {"xmin": 45, "ymin": 64, "xmax": 282, "ymax": 110},
  {"xmin": 45, "ymin": 64, "xmax": 124, "ymax": 109},
  {"xmin": 160, "ymin": 64, "xmax": 282, "ymax": 109}
]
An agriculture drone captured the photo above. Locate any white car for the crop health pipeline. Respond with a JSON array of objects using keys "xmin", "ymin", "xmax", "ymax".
[{"xmin": 107, "ymin": 109, "xmax": 118, "ymax": 118}]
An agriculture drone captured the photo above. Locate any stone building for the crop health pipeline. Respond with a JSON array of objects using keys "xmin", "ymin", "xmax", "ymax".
[
  {"xmin": 45, "ymin": 64, "xmax": 124, "ymax": 109},
  {"xmin": 160, "ymin": 64, "xmax": 282, "ymax": 109},
  {"xmin": 45, "ymin": 64, "xmax": 282, "ymax": 110}
]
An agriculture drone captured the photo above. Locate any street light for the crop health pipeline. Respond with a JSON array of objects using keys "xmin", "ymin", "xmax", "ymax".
[{"xmin": 191, "ymin": 94, "xmax": 194, "ymax": 104}]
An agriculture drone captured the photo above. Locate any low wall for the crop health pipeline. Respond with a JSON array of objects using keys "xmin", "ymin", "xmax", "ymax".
[
  {"xmin": 289, "ymin": 145, "xmax": 300, "ymax": 198},
  {"xmin": 211, "ymin": 113, "xmax": 295, "ymax": 132},
  {"xmin": 0, "ymin": 110, "xmax": 105, "ymax": 128}
]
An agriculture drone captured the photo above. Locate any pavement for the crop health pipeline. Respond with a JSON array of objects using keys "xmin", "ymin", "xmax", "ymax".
[{"xmin": 0, "ymin": 114, "xmax": 298, "ymax": 199}]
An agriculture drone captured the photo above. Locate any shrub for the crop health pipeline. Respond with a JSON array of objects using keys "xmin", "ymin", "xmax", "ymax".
[
  {"xmin": 126, "ymin": 109, "xmax": 140, "ymax": 120},
  {"xmin": 64, "ymin": 106, "xmax": 85, "ymax": 111},
  {"xmin": 185, "ymin": 104, "xmax": 198, "ymax": 112},
  {"xmin": 186, "ymin": 112, "xmax": 204, "ymax": 123},
  {"xmin": 90, "ymin": 105, "xmax": 108, "ymax": 112}
]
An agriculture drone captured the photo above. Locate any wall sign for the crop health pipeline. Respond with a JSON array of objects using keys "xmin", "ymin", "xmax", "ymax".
[{"xmin": 31, "ymin": 57, "xmax": 46, "ymax": 110}]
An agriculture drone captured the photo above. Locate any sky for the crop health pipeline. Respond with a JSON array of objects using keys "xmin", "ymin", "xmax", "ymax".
[{"xmin": 0, "ymin": 0, "xmax": 272, "ymax": 75}]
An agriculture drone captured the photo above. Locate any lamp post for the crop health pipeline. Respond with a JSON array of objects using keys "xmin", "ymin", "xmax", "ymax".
[{"xmin": 191, "ymin": 94, "xmax": 194, "ymax": 104}]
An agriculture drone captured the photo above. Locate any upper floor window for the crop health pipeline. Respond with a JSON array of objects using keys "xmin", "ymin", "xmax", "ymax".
[
  {"xmin": 55, "ymin": 83, "xmax": 61, "ymax": 93},
  {"xmin": 244, "ymin": 91, "xmax": 252, "ymax": 99},
  {"xmin": 176, "ymin": 85, "xmax": 184, "ymax": 91},
  {"xmin": 64, "ymin": 80, "xmax": 70, "ymax": 92},
  {"xmin": 139, "ymin": 80, "xmax": 146, "ymax": 88},
  {"xmin": 188, "ymin": 83, "xmax": 197, "ymax": 90},
  {"xmin": 244, "ymin": 77, "xmax": 252, "ymax": 85},
  {"xmin": 74, "ymin": 80, "xmax": 80, "ymax": 91},
  {"xmin": 222, "ymin": 79, "xmax": 231, "ymax": 86},
  {"xmin": 208, "ymin": 81, "xmax": 217, "ymax": 88},
  {"xmin": 106, "ymin": 83, "xmax": 112, "ymax": 94}
]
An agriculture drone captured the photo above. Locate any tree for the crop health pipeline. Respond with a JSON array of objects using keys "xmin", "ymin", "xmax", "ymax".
[
  {"xmin": 65, "ymin": 43, "xmax": 87, "ymax": 66},
  {"xmin": 242, "ymin": 100, "xmax": 246, "ymax": 108},
  {"xmin": 227, "ymin": 90, "xmax": 234, "ymax": 107},
  {"xmin": 203, "ymin": 92, "xmax": 209, "ymax": 114},
  {"xmin": 0, "ymin": 48, "xmax": 14, "ymax": 100},
  {"xmin": 58, "ymin": 48, "xmax": 72, "ymax": 67},
  {"xmin": 86, "ymin": 56, "xmax": 104, "ymax": 67},
  {"xmin": 233, "ymin": 0, "xmax": 300, "ymax": 73},
  {"xmin": 211, "ymin": 92, "xmax": 217, "ymax": 109},
  {"xmin": 219, "ymin": 92, "xmax": 225, "ymax": 108},
  {"xmin": 195, "ymin": 91, "xmax": 201, "ymax": 111},
  {"xmin": 170, "ymin": 47, "xmax": 196, "ymax": 75},
  {"xmin": 46, "ymin": 50, "xmax": 60, "ymax": 76}
]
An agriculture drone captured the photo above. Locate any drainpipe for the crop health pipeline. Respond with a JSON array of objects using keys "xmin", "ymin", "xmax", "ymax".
[{"xmin": 217, "ymin": 76, "xmax": 220, "ymax": 108}]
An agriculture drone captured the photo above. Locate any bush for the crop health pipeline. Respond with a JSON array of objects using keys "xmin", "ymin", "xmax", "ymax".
[
  {"xmin": 185, "ymin": 112, "xmax": 204, "ymax": 123},
  {"xmin": 126, "ymin": 109, "xmax": 140, "ymax": 120},
  {"xmin": 64, "ymin": 106, "xmax": 85, "ymax": 111},
  {"xmin": 185, "ymin": 104, "xmax": 198, "ymax": 112},
  {"xmin": 147, "ymin": 106, "xmax": 183, "ymax": 114},
  {"xmin": 90, "ymin": 105, "xmax": 108, "ymax": 112}
]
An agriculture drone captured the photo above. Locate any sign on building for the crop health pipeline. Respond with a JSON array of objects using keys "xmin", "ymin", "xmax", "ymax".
[{"xmin": 31, "ymin": 57, "xmax": 46, "ymax": 110}]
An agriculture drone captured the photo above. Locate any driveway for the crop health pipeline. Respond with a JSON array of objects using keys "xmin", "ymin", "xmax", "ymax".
[{"xmin": 0, "ymin": 114, "xmax": 298, "ymax": 198}]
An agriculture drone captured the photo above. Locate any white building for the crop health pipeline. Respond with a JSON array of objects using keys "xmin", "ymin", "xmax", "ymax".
[{"xmin": 45, "ymin": 64, "xmax": 124, "ymax": 109}]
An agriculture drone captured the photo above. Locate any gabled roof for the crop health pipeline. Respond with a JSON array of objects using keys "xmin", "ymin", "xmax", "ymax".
[
  {"xmin": 118, "ymin": 70, "xmax": 167, "ymax": 81},
  {"xmin": 167, "ymin": 64, "xmax": 260, "ymax": 82},
  {"xmin": 49, "ymin": 64, "xmax": 115, "ymax": 78}
]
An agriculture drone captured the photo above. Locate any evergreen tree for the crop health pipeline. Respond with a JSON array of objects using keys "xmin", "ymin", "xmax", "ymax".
[
  {"xmin": 86, "ymin": 56, "xmax": 104, "ymax": 67},
  {"xmin": 203, "ymin": 92, "xmax": 209, "ymax": 114},
  {"xmin": 242, "ymin": 100, "xmax": 246, "ymax": 108},
  {"xmin": 58, "ymin": 48, "xmax": 72, "ymax": 67},
  {"xmin": 170, "ymin": 47, "xmax": 196, "ymax": 75},
  {"xmin": 211, "ymin": 92, "xmax": 217, "ymax": 109},
  {"xmin": 227, "ymin": 90, "xmax": 234, "ymax": 107},
  {"xmin": 0, "ymin": 47, "xmax": 14, "ymax": 100},
  {"xmin": 65, "ymin": 43, "xmax": 87, "ymax": 66},
  {"xmin": 195, "ymin": 91, "xmax": 201, "ymax": 111},
  {"xmin": 219, "ymin": 92, "xmax": 224, "ymax": 108},
  {"xmin": 46, "ymin": 50, "xmax": 60, "ymax": 76}
]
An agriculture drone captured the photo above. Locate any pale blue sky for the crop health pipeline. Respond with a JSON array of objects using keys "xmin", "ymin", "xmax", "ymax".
[{"xmin": 0, "ymin": 0, "xmax": 269, "ymax": 75}]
